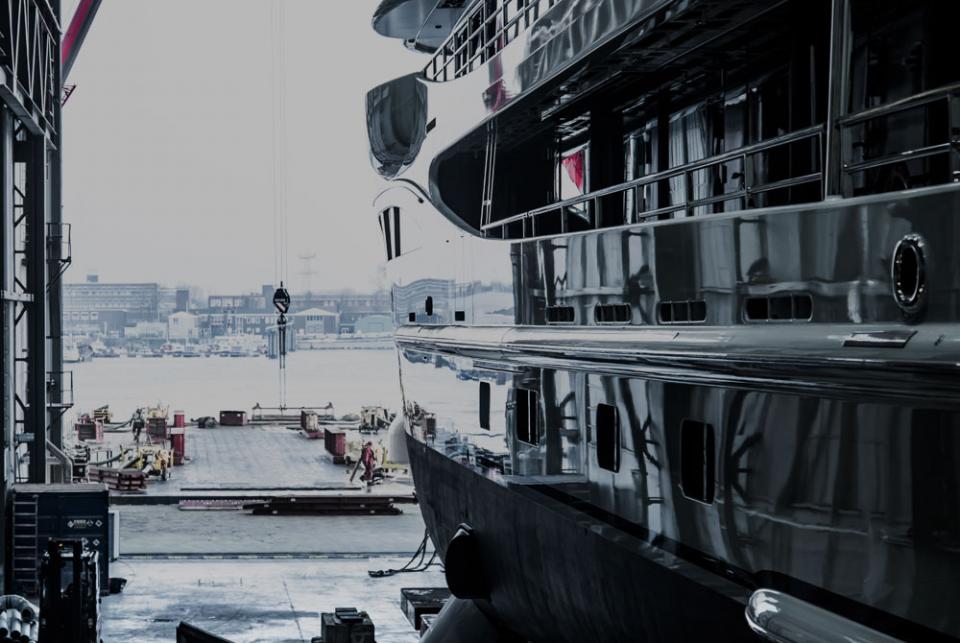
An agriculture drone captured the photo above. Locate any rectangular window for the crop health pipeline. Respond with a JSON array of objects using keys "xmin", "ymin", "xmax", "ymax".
[
  {"xmin": 594, "ymin": 304, "xmax": 631, "ymax": 324},
  {"xmin": 381, "ymin": 209, "xmax": 393, "ymax": 261},
  {"xmin": 515, "ymin": 388, "xmax": 539, "ymax": 445},
  {"xmin": 680, "ymin": 419, "xmax": 716, "ymax": 504},
  {"xmin": 596, "ymin": 403, "xmax": 620, "ymax": 472},
  {"xmin": 545, "ymin": 305, "xmax": 575, "ymax": 324},
  {"xmin": 479, "ymin": 382, "xmax": 490, "ymax": 430}
]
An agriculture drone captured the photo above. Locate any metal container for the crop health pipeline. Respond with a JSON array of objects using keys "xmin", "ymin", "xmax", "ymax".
[
  {"xmin": 301, "ymin": 410, "xmax": 318, "ymax": 431},
  {"xmin": 74, "ymin": 420, "xmax": 102, "ymax": 442},
  {"xmin": 318, "ymin": 608, "xmax": 375, "ymax": 643},
  {"xmin": 401, "ymin": 587, "xmax": 450, "ymax": 630},
  {"xmin": 219, "ymin": 410, "xmax": 246, "ymax": 426},
  {"xmin": 147, "ymin": 416, "xmax": 168, "ymax": 440},
  {"xmin": 170, "ymin": 428, "xmax": 186, "ymax": 465},
  {"xmin": 12, "ymin": 483, "xmax": 110, "ymax": 596},
  {"xmin": 324, "ymin": 429, "xmax": 346, "ymax": 458},
  {"xmin": 173, "ymin": 411, "xmax": 186, "ymax": 428}
]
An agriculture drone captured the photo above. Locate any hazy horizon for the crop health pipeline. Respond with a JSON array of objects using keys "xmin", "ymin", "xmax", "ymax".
[{"xmin": 62, "ymin": 0, "xmax": 421, "ymax": 293}]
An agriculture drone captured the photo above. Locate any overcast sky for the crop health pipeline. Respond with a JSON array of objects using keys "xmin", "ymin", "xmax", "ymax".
[{"xmin": 62, "ymin": 0, "xmax": 420, "ymax": 295}]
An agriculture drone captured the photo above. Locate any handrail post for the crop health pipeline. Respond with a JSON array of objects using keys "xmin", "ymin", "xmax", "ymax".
[
  {"xmin": 950, "ymin": 93, "xmax": 960, "ymax": 183},
  {"xmin": 824, "ymin": 0, "xmax": 850, "ymax": 198}
]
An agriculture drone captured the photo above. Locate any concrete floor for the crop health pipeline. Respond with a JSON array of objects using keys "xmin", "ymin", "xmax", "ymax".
[
  {"xmin": 99, "ymin": 423, "xmax": 411, "ymax": 496},
  {"xmin": 118, "ymin": 505, "xmax": 430, "ymax": 555},
  {"xmin": 95, "ymin": 423, "xmax": 444, "ymax": 642},
  {"xmin": 102, "ymin": 557, "xmax": 445, "ymax": 643}
]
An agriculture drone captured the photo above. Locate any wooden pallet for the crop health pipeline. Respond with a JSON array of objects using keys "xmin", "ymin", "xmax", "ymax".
[{"xmin": 88, "ymin": 467, "xmax": 147, "ymax": 491}]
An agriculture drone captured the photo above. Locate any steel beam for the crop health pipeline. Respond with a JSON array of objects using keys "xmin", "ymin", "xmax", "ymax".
[
  {"xmin": 48, "ymin": 0, "xmax": 65, "ymax": 449},
  {"xmin": 23, "ymin": 131, "xmax": 47, "ymax": 484},
  {"xmin": 823, "ymin": 0, "xmax": 850, "ymax": 197},
  {"xmin": 0, "ymin": 105, "xmax": 14, "ymax": 593}
]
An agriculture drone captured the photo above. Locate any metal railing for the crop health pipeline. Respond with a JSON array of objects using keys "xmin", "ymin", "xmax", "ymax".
[
  {"xmin": 47, "ymin": 222, "xmax": 72, "ymax": 287},
  {"xmin": 425, "ymin": 0, "xmax": 561, "ymax": 82},
  {"xmin": 47, "ymin": 370, "xmax": 74, "ymax": 410},
  {"xmin": 482, "ymin": 125, "xmax": 824, "ymax": 238},
  {"xmin": 839, "ymin": 82, "xmax": 960, "ymax": 182}
]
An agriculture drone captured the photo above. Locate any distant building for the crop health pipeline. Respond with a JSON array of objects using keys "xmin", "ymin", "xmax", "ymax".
[
  {"xmin": 159, "ymin": 287, "xmax": 190, "ymax": 317},
  {"xmin": 354, "ymin": 314, "xmax": 393, "ymax": 334},
  {"xmin": 291, "ymin": 307, "xmax": 338, "ymax": 335},
  {"xmin": 63, "ymin": 309, "xmax": 128, "ymax": 336},
  {"xmin": 207, "ymin": 293, "xmax": 267, "ymax": 312},
  {"xmin": 64, "ymin": 278, "xmax": 160, "ymax": 323},
  {"xmin": 168, "ymin": 311, "xmax": 199, "ymax": 340},
  {"xmin": 196, "ymin": 288, "xmax": 390, "ymax": 337},
  {"xmin": 196, "ymin": 312, "xmax": 275, "ymax": 337},
  {"xmin": 126, "ymin": 321, "xmax": 167, "ymax": 339}
]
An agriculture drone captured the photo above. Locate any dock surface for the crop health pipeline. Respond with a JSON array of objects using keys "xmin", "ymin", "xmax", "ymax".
[
  {"xmin": 102, "ymin": 556, "xmax": 444, "ymax": 643},
  {"xmin": 110, "ymin": 423, "xmax": 412, "ymax": 500},
  {"xmin": 97, "ymin": 421, "xmax": 437, "ymax": 642}
]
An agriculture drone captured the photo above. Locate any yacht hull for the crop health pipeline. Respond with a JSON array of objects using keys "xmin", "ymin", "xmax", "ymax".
[{"xmin": 407, "ymin": 434, "xmax": 755, "ymax": 642}]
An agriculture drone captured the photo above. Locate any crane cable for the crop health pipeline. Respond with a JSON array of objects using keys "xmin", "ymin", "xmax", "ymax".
[{"xmin": 270, "ymin": 1, "xmax": 290, "ymax": 410}]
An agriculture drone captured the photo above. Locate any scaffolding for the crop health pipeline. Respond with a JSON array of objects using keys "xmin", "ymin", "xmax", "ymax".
[{"xmin": 0, "ymin": 0, "xmax": 66, "ymax": 591}]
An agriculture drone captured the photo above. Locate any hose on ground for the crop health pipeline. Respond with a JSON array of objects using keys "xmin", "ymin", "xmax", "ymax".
[{"xmin": 368, "ymin": 530, "xmax": 440, "ymax": 578}]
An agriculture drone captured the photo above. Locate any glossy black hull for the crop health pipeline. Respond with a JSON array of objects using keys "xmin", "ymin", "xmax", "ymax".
[{"xmin": 407, "ymin": 434, "xmax": 755, "ymax": 643}]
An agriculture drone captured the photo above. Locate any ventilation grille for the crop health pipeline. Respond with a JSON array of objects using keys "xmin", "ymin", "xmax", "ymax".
[
  {"xmin": 545, "ymin": 305, "xmax": 575, "ymax": 324},
  {"xmin": 658, "ymin": 300, "xmax": 707, "ymax": 324},
  {"xmin": 744, "ymin": 293, "xmax": 813, "ymax": 322},
  {"xmin": 595, "ymin": 304, "xmax": 632, "ymax": 324}
]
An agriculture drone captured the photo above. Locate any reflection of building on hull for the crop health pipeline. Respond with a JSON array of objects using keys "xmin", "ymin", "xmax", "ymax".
[
  {"xmin": 402, "ymin": 349, "xmax": 960, "ymax": 642},
  {"xmin": 369, "ymin": 0, "xmax": 960, "ymax": 640},
  {"xmin": 392, "ymin": 278, "xmax": 513, "ymax": 326}
]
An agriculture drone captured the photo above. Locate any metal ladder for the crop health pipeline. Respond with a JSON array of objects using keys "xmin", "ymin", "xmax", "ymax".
[{"xmin": 12, "ymin": 495, "xmax": 40, "ymax": 597}]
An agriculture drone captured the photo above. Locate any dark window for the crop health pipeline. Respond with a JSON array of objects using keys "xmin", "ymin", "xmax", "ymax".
[
  {"xmin": 846, "ymin": 0, "xmax": 958, "ymax": 196},
  {"xmin": 479, "ymin": 382, "xmax": 490, "ymax": 430},
  {"xmin": 658, "ymin": 300, "xmax": 708, "ymax": 324},
  {"xmin": 545, "ymin": 305, "xmax": 575, "ymax": 324},
  {"xmin": 744, "ymin": 294, "xmax": 813, "ymax": 322},
  {"xmin": 680, "ymin": 419, "xmax": 715, "ymax": 504},
  {"xmin": 515, "ymin": 388, "xmax": 539, "ymax": 445},
  {"xmin": 380, "ymin": 210, "xmax": 392, "ymax": 261},
  {"xmin": 425, "ymin": 296, "xmax": 433, "ymax": 316},
  {"xmin": 455, "ymin": 310, "xmax": 466, "ymax": 322},
  {"xmin": 392, "ymin": 207, "xmax": 401, "ymax": 257},
  {"xmin": 594, "ymin": 304, "xmax": 632, "ymax": 324},
  {"xmin": 596, "ymin": 404, "xmax": 620, "ymax": 472},
  {"xmin": 408, "ymin": 312, "xmax": 416, "ymax": 323}
]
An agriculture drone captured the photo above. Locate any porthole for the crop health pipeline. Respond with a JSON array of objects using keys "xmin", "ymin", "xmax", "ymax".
[{"xmin": 891, "ymin": 234, "xmax": 927, "ymax": 315}]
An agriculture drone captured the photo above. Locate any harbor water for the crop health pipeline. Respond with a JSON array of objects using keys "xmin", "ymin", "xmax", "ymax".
[{"xmin": 69, "ymin": 349, "xmax": 401, "ymax": 423}]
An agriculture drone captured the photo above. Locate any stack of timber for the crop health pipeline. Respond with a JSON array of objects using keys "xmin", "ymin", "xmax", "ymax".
[
  {"xmin": 88, "ymin": 467, "xmax": 147, "ymax": 491},
  {"xmin": 242, "ymin": 494, "xmax": 414, "ymax": 516}
]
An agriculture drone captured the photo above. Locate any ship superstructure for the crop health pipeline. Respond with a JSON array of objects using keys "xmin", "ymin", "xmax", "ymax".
[{"xmin": 368, "ymin": 1, "xmax": 960, "ymax": 641}]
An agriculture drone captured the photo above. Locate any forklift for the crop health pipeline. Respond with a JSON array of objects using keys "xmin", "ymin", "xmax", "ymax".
[{"xmin": 38, "ymin": 539, "xmax": 102, "ymax": 643}]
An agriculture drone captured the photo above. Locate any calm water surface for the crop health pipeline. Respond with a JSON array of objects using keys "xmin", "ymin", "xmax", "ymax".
[{"xmin": 70, "ymin": 349, "xmax": 401, "ymax": 422}]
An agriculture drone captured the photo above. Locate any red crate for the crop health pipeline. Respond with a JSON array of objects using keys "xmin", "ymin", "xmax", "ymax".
[{"xmin": 324, "ymin": 428, "xmax": 346, "ymax": 457}]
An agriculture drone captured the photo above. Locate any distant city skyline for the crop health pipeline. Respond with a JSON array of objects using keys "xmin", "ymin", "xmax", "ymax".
[
  {"xmin": 64, "ymin": 271, "xmax": 386, "ymax": 298},
  {"xmin": 62, "ymin": 0, "xmax": 420, "ymax": 293}
]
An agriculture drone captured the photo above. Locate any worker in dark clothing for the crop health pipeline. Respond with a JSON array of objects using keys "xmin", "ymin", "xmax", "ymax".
[{"xmin": 132, "ymin": 409, "xmax": 145, "ymax": 444}]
